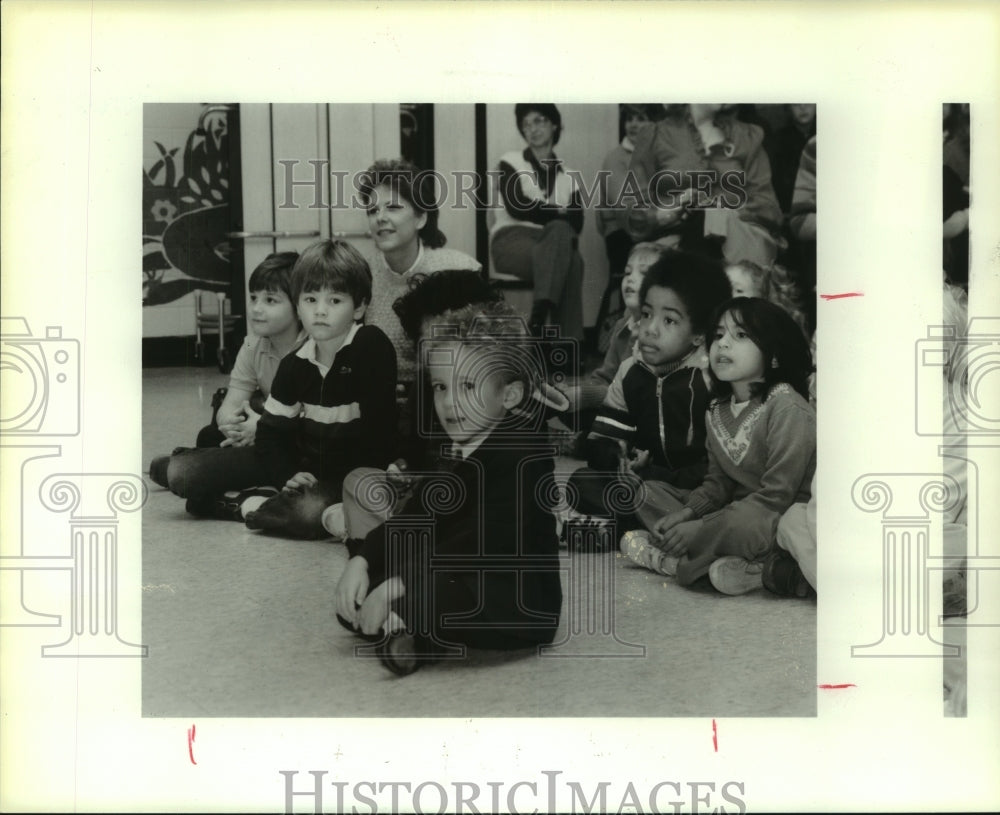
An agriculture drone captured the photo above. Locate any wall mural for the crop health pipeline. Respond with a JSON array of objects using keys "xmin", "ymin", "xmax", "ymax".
[{"xmin": 142, "ymin": 105, "xmax": 233, "ymax": 306}]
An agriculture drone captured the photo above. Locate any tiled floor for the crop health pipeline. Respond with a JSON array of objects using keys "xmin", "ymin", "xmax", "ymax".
[{"xmin": 142, "ymin": 365, "xmax": 817, "ymax": 718}]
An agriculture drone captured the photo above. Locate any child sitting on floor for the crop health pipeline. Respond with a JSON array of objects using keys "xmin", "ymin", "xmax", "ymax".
[
  {"xmin": 242, "ymin": 239, "xmax": 398, "ymax": 539},
  {"xmin": 558, "ymin": 241, "xmax": 667, "ymax": 449},
  {"xmin": 565, "ymin": 250, "xmax": 731, "ymax": 528},
  {"xmin": 333, "ymin": 301, "xmax": 563, "ymax": 676},
  {"xmin": 621, "ymin": 297, "xmax": 815, "ymax": 596},
  {"xmin": 147, "ymin": 252, "xmax": 306, "ymax": 518}
]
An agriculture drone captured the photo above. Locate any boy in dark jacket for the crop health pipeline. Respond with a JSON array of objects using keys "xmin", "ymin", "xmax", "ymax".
[
  {"xmin": 243, "ymin": 240, "xmax": 398, "ymax": 539},
  {"xmin": 334, "ymin": 302, "xmax": 563, "ymax": 675},
  {"xmin": 566, "ymin": 251, "xmax": 731, "ymax": 530}
]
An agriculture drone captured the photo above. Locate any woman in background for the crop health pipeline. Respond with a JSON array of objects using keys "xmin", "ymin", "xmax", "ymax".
[{"xmin": 490, "ymin": 103, "xmax": 585, "ymax": 340}]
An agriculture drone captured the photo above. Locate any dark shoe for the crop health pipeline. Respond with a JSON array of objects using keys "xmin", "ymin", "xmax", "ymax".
[
  {"xmin": 149, "ymin": 456, "xmax": 170, "ymax": 488},
  {"xmin": 761, "ymin": 549, "xmax": 813, "ymax": 598},
  {"xmin": 377, "ymin": 632, "xmax": 427, "ymax": 677},
  {"xmin": 242, "ymin": 488, "xmax": 288, "ymax": 530},
  {"xmin": 188, "ymin": 487, "xmax": 278, "ymax": 522}
]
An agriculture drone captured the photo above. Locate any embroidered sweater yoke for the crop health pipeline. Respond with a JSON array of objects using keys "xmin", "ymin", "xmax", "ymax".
[{"xmin": 684, "ymin": 384, "xmax": 816, "ymax": 521}]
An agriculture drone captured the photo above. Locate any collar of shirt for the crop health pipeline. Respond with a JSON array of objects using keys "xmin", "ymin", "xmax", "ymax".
[
  {"xmin": 450, "ymin": 432, "xmax": 491, "ymax": 461},
  {"xmin": 260, "ymin": 329, "xmax": 308, "ymax": 360},
  {"xmin": 295, "ymin": 323, "xmax": 361, "ymax": 376},
  {"xmin": 621, "ymin": 136, "xmax": 635, "ymax": 153}
]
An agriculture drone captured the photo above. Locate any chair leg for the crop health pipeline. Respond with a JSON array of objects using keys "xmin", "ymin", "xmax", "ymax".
[
  {"xmin": 595, "ymin": 275, "xmax": 623, "ymax": 335},
  {"xmin": 215, "ymin": 292, "xmax": 227, "ymax": 356}
]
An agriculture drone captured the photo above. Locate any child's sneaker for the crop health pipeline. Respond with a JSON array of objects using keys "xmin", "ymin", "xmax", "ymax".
[
  {"xmin": 620, "ymin": 530, "xmax": 679, "ymax": 577},
  {"xmin": 709, "ymin": 557, "xmax": 764, "ymax": 595}
]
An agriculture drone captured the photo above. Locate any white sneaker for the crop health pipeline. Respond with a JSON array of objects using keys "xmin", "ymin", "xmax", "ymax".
[
  {"xmin": 620, "ymin": 530, "xmax": 679, "ymax": 577},
  {"xmin": 321, "ymin": 503, "xmax": 347, "ymax": 539},
  {"xmin": 709, "ymin": 557, "xmax": 764, "ymax": 595}
]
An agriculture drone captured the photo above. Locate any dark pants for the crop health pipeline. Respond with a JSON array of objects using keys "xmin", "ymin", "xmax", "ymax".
[
  {"xmin": 166, "ymin": 445, "xmax": 274, "ymax": 501},
  {"xmin": 374, "ymin": 535, "xmax": 557, "ymax": 653},
  {"xmin": 675, "ymin": 502, "xmax": 781, "ymax": 587},
  {"xmin": 492, "ymin": 220, "xmax": 585, "ymax": 341}
]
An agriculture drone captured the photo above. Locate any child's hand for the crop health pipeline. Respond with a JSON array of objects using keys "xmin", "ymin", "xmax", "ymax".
[
  {"xmin": 652, "ymin": 508, "xmax": 695, "ymax": 543},
  {"xmin": 284, "ymin": 471, "xmax": 318, "ymax": 492},
  {"xmin": 555, "ymin": 382, "xmax": 581, "ymax": 411},
  {"xmin": 656, "ymin": 515, "xmax": 703, "ymax": 557},
  {"xmin": 619, "ymin": 447, "xmax": 650, "ymax": 474},
  {"xmin": 386, "ymin": 459, "xmax": 416, "ymax": 494},
  {"xmin": 357, "ymin": 580, "xmax": 391, "ymax": 636},
  {"xmin": 219, "ymin": 401, "xmax": 261, "ymax": 447},
  {"xmin": 357, "ymin": 576, "xmax": 405, "ymax": 636},
  {"xmin": 334, "ymin": 556, "xmax": 370, "ymax": 628}
]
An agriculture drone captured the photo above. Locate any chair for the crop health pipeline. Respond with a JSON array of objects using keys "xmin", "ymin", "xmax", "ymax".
[
  {"xmin": 193, "ymin": 289, "xmax": 240, "ymax": 373},
  {"xmin": 485, "ymin": 208, "xmax": 534, "ymax": 318}
]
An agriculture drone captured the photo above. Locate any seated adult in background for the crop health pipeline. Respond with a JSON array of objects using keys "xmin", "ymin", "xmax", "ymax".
[
  {"xmin": 767, "ymin": 104, "xmax": 816, "ymax": 217},
  {"xmin": 359, "ymin": 158, "xmax": 481, "ymax": 390},
  {"xmin": 598, "ymin": 104, "xmax": 654, "ymax": 297},
  {"xmin": 489, "ymin": 103, "xmax": 585, "ymax": 341},
  {"xmin": 626, "ymin": 103, "xmax": 784, "ymax": 269}
]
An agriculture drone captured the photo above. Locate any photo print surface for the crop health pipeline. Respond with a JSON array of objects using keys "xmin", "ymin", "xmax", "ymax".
[{"xmin": 141, "ymin": 102, "xmax": 819, "ymax": 718}]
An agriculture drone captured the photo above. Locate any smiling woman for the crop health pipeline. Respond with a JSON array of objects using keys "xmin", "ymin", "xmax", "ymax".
[{"xmin": 357, "ymin": 159, "xmax": 482, "ymax": 387}]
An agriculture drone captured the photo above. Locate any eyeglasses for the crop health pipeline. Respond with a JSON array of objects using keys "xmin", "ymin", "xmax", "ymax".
[{"xmin": 521, "ymin": 116, "xmax": 552, "ymax": 132}]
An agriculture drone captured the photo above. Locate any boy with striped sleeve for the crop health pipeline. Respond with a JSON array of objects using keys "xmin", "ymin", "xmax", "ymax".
[{"xmin": 244, "ymin": 240, "xmax": 398, "ymax": 539}]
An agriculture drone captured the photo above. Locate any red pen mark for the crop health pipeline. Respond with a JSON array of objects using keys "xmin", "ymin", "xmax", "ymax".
[
  {"xmin": 819, "ymin": 292, "xmax": 863, "ymax": 300},
  {"xmin": 712, "ymin": 719, "xmax": 718, "ymax": 752},
  {"xmin": 187, "ymin": 724, "xmax": 197, "ymax": 765},
  {"xmin": 817, "ymin": 683, "xmax": 857, "ymax": 689}
]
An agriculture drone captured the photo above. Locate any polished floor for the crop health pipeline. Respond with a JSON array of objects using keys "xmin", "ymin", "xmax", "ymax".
[{"xmin": 142, "ymin": 365, "xmax": 817, "ymax": 718}]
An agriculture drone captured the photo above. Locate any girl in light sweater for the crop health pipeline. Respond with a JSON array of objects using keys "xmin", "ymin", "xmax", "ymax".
[{"xmin": 621, "ymin": 297, "xmax": 816, "ymax": 595}]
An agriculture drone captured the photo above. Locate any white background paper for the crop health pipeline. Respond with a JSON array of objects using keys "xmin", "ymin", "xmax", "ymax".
[{"xmin": 2, "ymin": 1, "xmax": 998, "ymax": 811}]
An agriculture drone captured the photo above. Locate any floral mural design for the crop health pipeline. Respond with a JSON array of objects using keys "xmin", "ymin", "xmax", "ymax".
[{"xmin": 143, "ymin": 104, "xmax": 234, "ymax": 306}]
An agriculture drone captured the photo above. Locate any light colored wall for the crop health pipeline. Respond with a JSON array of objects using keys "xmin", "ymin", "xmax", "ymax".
[
  {"xmin": 240, "ymin": 103, "xmax": 401, "ymax": 332},
  {"xmin": 433, "ymin": 104, "xmax": 477, "ymax": 260}
]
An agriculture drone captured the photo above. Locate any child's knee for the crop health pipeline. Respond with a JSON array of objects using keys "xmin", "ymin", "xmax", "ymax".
[
  {"xmin": 776, "ymin": 503, "xmax": 809, "ymax": 555},
  {"xmin": 165, "ymin": 456, "xmax": 195, "ymax": 497}
]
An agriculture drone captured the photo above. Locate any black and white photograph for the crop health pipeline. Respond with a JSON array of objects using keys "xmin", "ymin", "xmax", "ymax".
[
  {"xmin": 140, "ymin": 101, "xmax": 819, "ymax": 718},
  {"xmin": 1, "ymin": 2, "xmax": 998, "ymax": 812}
]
